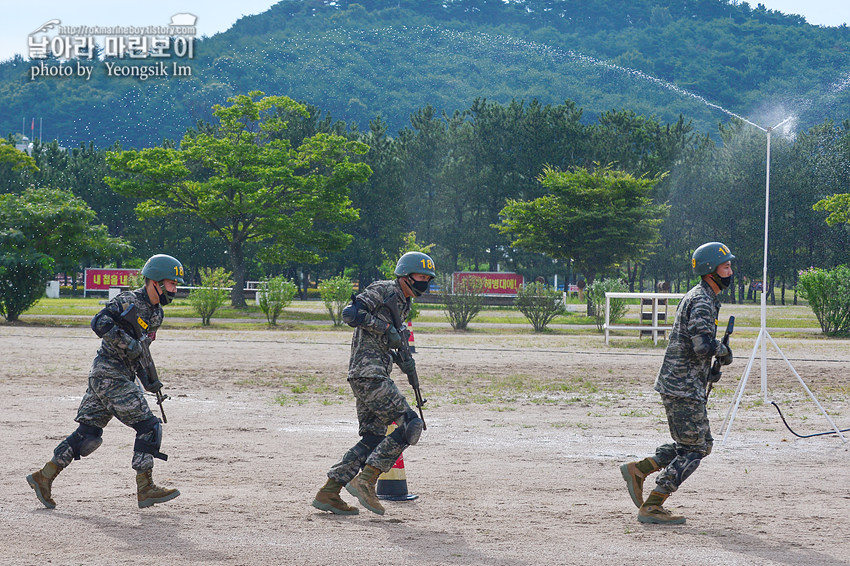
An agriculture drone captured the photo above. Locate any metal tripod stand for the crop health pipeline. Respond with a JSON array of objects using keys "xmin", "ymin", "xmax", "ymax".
[{"xmin": 719, "ymin": 118, "xmax": 847, "ymax": 445}]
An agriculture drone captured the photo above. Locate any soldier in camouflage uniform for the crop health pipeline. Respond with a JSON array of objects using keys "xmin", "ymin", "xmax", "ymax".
[
  {"xmin": 312, "ymin": 251, "xmax": 436, "ymax": 516},
  {"xmin": 620, "ymin": 242, "xmax": 735, "ymax": 524},
  {"xmin": 27, "ymin": 254, "xmax": 184, "ymax": 509}
]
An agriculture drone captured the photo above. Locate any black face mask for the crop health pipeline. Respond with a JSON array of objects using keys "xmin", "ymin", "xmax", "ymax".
[
  {"xmin": 710, "ymin": 273, "xmax": 733, "ymax": 290},
  {"xmin": 409, "ymin": 278, "xmax": 430, "ymax": 296},
  {"xmin": 157, "ymin": 283, "xmax": 176, "ymax": 305}
]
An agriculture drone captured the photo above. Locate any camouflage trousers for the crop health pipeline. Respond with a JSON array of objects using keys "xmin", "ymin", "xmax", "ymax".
[
  {"xmin": 327, "ymin": 374, "xmax": 413, "ymax": 484},
  {"xmin": 53, "ymin": 356, "xmax": 157, "ymax": 472},
  {"xmin": 653, "ymin": 394, "xmax": 713, "ymax": 494}
]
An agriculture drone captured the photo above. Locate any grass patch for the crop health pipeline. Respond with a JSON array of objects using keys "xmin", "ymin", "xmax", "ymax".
[{"xmin": 438, "ymin": 372, "xmax": 602, "ymax": 405}]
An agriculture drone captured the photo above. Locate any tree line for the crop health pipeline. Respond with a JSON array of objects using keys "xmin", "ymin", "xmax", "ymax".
[{"xmin": 3, "ymin": 93, "xmax": 850, "ymax": 311}]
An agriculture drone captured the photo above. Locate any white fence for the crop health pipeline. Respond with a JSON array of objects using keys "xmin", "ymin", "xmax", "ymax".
[{"xmin": 603, "ymin": 292, "xmax": 685, "ymax": 345}]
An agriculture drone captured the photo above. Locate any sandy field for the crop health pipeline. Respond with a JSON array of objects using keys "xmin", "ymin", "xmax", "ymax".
[{"xmin": 1, "ymin": 325, "xmax": 848, "ymax": 566}]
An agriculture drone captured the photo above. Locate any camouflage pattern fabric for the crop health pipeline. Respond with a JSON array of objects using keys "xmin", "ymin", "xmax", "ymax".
[
  {"xmin": 328, "ymin": 375, "xmax": 413, "ymax": 482},
  {"xmin": 53, "ymin": 287, "xmax": 163, "ymax": 472},
  {"xmin": 347, "ymin": 280, "xmax": 410, "ymax": 379},
  {"xmin": 653, "ymin": 394, "xmax": 713, "ymax": 493},
  {"xmin": 654, "ymin": 280, "xmax": 721, "ymax": 402},
  {"xmin": 327, "ymin": 280, "xmax": 415, "ymax": 482}
]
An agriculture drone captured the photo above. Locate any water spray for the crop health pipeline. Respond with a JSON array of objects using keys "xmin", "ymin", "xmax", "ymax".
[{"xmin": 719, "ymin": 115, "xmax": 847, "ymax": 445}]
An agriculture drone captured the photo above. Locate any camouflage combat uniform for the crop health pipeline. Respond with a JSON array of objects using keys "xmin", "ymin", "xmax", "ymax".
[
  {"xmin": 649, "ymin": 279, "xmax": 721, "ymax": 493},
  {"xmin": 52, "ymin": 287, "xmax": 163, "ymax": 472},
  {"xmin": 327, "ymin": 279, "xmax": 416, "ymax": 483}
]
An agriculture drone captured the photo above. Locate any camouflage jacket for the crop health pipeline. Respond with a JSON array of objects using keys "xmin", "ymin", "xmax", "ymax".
[
  {"xmin": 654, "ymin": 280, "xmax": 721, "ymax": 402},
  {"xmin": 348, "ymin": 279, "xmax": 411, "ymax": 379},
  {"xmin": 90, "ymin": 287, "xmax": 163, "ymax": 378}
]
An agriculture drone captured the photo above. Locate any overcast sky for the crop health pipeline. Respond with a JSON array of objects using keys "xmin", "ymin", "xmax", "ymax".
[{"xmin": 1, "ymin": 1, "xmax": 849, "ymax": 62}]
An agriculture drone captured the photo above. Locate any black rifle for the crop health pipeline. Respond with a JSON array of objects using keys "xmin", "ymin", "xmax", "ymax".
[
  {"xmin": 383, "ymin": 294, "xmax": 427, "ymax": 430},
  {"xmin": 707, "ymin": 315, "xmax": 735, "ymax": 397},
  {"xmin": 118, "ymin": 304, "xmax": 169, "ymax": 423}
]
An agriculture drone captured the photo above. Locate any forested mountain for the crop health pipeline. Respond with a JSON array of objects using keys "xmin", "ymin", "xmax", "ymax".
[
  {"xmin": 2, "ymin": 0, "xmax": 850, "ymax": 148},
  {"xmin": 3, "ymin": 0, "xmax": 850, "ymax": 304}
]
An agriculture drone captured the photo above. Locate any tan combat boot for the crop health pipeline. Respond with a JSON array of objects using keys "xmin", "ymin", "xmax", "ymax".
[
  {"xmin": 26, "ymin": 461, "xmax": 62, "ymax": 509},
  {"xmin": 638, "ymin": 491, "xmax": 686, "ymax": 525},
  {"xmin": 312, "ymin": 478, "xmax": 360, "ymax": 515},
  {"xmin": 136, "ymin": 469, "xmax": 180, "ymax": 508},
  {"xmin": 345, "ymin": 465, "xmax": 385, "ymax": 516},
  {"xmin": 620, "ymin": 457, "xmax": 661, "ymax": 508}
]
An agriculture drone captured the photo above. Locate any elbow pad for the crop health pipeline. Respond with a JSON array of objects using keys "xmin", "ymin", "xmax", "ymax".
[
  {"xmin": 90, "ymin": 310, "xmax": 115, "ymax": 338},
  {"xmin": 691, "ymin": 334, "xmax": 717, "ymax": 357},
  {"xmin": 342, "ymin": 298, "xmax": 368, "ymax": 327}
]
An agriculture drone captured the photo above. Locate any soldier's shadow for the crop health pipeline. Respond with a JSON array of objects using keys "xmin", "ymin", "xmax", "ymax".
[
  {"xmin": 54, "ymin": 509, "xmax": 231, "ymax": 563},
  {"xmin": 697, "ymin": 528, "xmax": 849, "ymax": 566},
  {"xmin": 365, "ymin": 514, "xmax": 534, "ymax": 566}
]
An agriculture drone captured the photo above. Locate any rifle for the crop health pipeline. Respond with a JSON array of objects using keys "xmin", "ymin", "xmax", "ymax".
[
  {"xmin": 118, "ymin": 304, "xmax": 169, "ymax": 423},
  {"xmin": 707, "ymin": 315, "xmax": 735, "ymax": 397},
  {"xmin": 383, "ymin": 294, "xmax": 427, "ymax": 430}
]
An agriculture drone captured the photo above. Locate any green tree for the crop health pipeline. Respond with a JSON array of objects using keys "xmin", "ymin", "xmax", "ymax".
[
  {"xmin": 797, "ymin": 265, "xmax": 850, "ymax": 335},
  {"xmin": 514, "ymin": 281, "xmax": 566, "ymax": 332},
  {"xmin": 0, "ymin": 187, "xmax": 128, "ymax": 320},
  {"xmin": 188, "ymin": 267, "xmax": 234, "ymax": 326},
  {"xmin": 105, "ymin": 91, "xmax": 372, "ymax": 307},
  {"xmin": 814, "ymin": 194, "xmax": 850, "ymax": 227},
  {"xmin": 586, "ymin": 277, "xmax": 629, "ymax": 331},
  {"xmin": 438, "ymin": 273, "xmax": 485, "ymax": 330},
  {"xmin": 318, "ymin": 275, "xmax": 355, "ymax": 326},
  {"xmin": 258, "ymin": 274, "xmax": 297, "ymax": 326},
  {"xmin": 328, "ymin": 117, "xmax": 407, "ymax": 289},
  {"xmin": 496, "ymin": 163, "xmax": 668, "ymax": 289},
  {"xmin": 0, "ymin": 139, "xmax": 38, "ymax": 186},
  {"xmin": 0, "ymin": 232, "xmax": 53, "ymax": 321}
]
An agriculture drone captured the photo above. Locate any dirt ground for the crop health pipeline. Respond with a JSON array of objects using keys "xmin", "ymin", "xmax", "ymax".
[{"xmin": 1, "ymin": 325, "xmax": 848, "ymax": 566}]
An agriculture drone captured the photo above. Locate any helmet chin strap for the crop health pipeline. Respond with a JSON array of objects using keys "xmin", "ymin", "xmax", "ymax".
[
  {"xmin": 155, "ymin": 280, "xmax": 175, "ymax": 305},
  {"xmin": 399, "ymin": 276, "xmax": 414, "ymax": 297}
]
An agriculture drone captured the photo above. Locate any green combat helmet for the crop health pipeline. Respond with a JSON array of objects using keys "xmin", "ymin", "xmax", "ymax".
[
  {"xmin": 394, "ymin": 252, "xmax": 436, "ymax": 278},
  {"xmin": 692, "ymin": 242, "xmax": 735, "ymax": 275},
  {"xmin": 141, "ymin": 254, "xmax": 185, "ymax": 284}
]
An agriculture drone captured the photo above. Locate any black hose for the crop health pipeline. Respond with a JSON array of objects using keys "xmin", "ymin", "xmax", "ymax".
[{"xmin": 771, "ymin": 401, "xmax": 850, "ymax": 438}]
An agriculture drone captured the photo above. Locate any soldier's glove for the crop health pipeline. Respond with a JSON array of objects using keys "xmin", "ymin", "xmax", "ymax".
[
  {"xmin": 708, "ymin": 366, "xmax": 722, "ymax": 383},
  {"xmin": 386, "ymin": 325, "xmax": 403, "ymax": 350},
  {"xmin": 407, "ymin": 369, "xmax": 420, "ymax": 391},
  {"xmin": 137, "ymin": 366, "xmax": 163, "ymax": 393},
  {"xmin": 716, "ymin": 342, "xmax": 733, "ymax": 366}
]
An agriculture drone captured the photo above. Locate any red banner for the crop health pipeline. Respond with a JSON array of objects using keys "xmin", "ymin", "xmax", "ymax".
[
  {"xmin": 85, "ymin": 268, "xmax": 139, "ymax": 292},
  {"xmin": 453, "ymin": 271, "xmax": 524, "ymax": 296}
]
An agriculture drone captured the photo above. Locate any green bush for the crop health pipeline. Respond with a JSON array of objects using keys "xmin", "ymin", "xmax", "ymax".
[
  {"xmin": 438, "ymin": 273, "xmax": 485, "ymax": 330},
  {"xmin": 797, "ymin": 265, "xmax": 850, "ymax": 335},
  {"xmin": 515, "ymin": 281, "xmax": 566, "ymax": 332},
  {"xmin": 188, "ymin": 267, "xmax": 234, "ymax": 326},
  {"xmin": 587, "ymin": 278, "xmax": 629, "ymax": 331},
  {"xmin": 0, "ymin": 247, "xmax": 54, "ymax": 322},
  {"xmin": 258, "ymin": 275, "xmax": 298, "ymax": 326},
  {"xmin": 318, "ymin": 275, "xmax": 355, "ymax": 326}
]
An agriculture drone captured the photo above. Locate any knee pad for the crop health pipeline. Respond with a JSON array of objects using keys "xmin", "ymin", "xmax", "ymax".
[
  {"xmin": 669, "ymin": 451, "xmax": 703, "ymax": 486},
  {"xmin": 361, "ymin": 434, "xmax": 383, "ymax": 452},
  {"xmin": 132, "ymin": 417, "xmax": 167, "ymax": 461},
  {"xmin": 352, "ymin": 434, "xmax": 384, "ymax": 458},
  {"xmin": 397, "ymin": 410, "xmax": 423, "ymax": 446},
  {"xmin": 59, "ymin": 423, "xmax": 104, "ymax": 460}
]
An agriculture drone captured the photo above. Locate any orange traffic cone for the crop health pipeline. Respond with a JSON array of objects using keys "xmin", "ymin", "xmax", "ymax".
[
  {"xmin": 407, "ymin": 320, "xmax": 416, "ymax": 353},
  {"xmin": 376, "ymin": 423, "xmax": 418, "ymax": 501}
]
